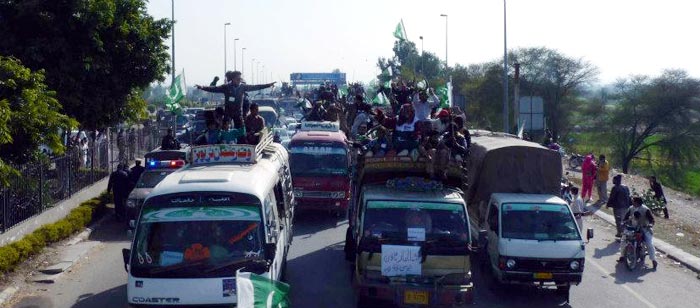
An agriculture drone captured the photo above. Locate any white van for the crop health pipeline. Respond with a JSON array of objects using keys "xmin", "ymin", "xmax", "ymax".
[
  {"xmin": 122, "ymin": 134, "xmax": 295, "ymax": 306},
  {"xmin": 481, "ymin": 193, "xmax": 591, "ymax": 302}
]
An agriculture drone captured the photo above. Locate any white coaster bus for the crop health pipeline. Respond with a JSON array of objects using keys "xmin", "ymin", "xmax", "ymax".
[{"xmin": 122, "ymin": 131, "xmax": 295, "ymax": 307}]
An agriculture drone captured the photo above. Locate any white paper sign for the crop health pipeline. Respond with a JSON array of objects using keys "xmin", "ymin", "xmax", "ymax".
[
  {"xmin": 407, "ymin": 228, "xmax": 426, "ymax": 241},
  {"xmin": 381, "ymin": 245, "xmax": 422, "ymax": 277},
  {"xmin": 160, "ymin": 251, "xmax": 184, "ymax": 266}
]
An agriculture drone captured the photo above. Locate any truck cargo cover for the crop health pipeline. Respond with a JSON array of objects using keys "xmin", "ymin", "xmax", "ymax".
[{"xmin": 466, "ymin": 133, "xmax": 562, "ymax": 210}]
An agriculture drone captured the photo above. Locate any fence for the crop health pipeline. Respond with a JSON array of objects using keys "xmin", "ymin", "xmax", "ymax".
[{"xmin": 0, "ymin": 125, "xmax": 161, "ymax": 233}]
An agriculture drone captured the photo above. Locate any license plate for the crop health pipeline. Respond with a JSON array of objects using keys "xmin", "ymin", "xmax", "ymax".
[
  {"xmin": 533, "ymin": 272, "xmax": 553, "ymax": 279},
  {"xmin": 404, "ymin": 290, "xmax": 429, "ymax": 305}
]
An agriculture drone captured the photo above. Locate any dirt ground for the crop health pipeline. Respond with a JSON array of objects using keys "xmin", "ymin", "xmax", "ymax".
[{"xmin": 565, "ymin": 161, "xmax": 700, "ymax": 258}]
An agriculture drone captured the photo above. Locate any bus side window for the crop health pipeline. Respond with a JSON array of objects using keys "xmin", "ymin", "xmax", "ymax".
[{"xmin": 274, "ymin": 183, "xmax": 286, "ymax": 218}]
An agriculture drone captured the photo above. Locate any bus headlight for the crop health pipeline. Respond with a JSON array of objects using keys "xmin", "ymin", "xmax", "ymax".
[
  {"xmin": 570, "ymin": 260, "xmax": 580, "ymax": 271},
  {"xmin": 506, "ymin": 259, "xmax": 516, "ymax": 269},
  {"xmin": 293, "ymin": 190, "xmax": 303, "ymax": 198}
]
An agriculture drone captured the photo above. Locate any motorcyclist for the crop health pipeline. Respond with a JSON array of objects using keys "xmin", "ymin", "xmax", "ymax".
[{"xmin": 618, "ymin": 196, "xmax": 658, "ymax": 270}]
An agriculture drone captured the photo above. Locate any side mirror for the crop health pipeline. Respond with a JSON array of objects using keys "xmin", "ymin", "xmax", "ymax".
[
  {"xmin": 478, "ymin": 230, "xmax": 488, "ymax": 249},
  {"xmin": 129, "ymin": 220, "xmax": 136, "ymax": 229},
  {"xmin": 264, "ymin": 243, "xmax": 277, "ymax": 261},
  {"xmin": 127, "ymin": 229, "xmax": 134, "ymax": 240},
  {"xmin": 122, "ymin": 249, "xmax": 131, "ymax": 273},
  {"xmin": 587, "ymin": 228, "xmax": 594, "ymax": 241}
]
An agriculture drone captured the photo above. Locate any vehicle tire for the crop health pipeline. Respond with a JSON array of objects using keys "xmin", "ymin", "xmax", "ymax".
[
  {"xmin": 344, "ymin": 227, "xmax": 355, "ymax": 262},
  {"xmin": 356, "ymin": 295, "xmax": 373, "ymax": 308},
  {"xmin": 556, "ymin": 284, "xmax": 571, "ymax": 304},
  {"xmin": 638, "ymin": 243, "xmax": 647, "ymax": 267},
  {"xmin": 624, "ymin": 243, "xmax": 638, "ymax": 270}
]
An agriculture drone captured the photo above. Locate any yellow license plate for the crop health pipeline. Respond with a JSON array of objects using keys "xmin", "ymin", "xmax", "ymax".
[
  {"xmin": 534, "ymin": 272, "xmax": 553, "ymax": 279},
  {"xmin": 404, "ymin": 290, "xmax": 429, "ymax": 305}
]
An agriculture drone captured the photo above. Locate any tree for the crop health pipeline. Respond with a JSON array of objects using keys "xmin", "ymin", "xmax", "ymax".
[
  {"xmin": 0, "ymin": 0, "xmax": 171, "ymax": 130},
  {"xmin": 510, "ymin": 47, "xmax": 599, "ymax": 140},
  {"xmin": 607, "ymin": 70, "xmax": 700, "ymax": 173},
  {"xmin": 0, "ymin": 56, "xmax": 77, "ymax": 169}
]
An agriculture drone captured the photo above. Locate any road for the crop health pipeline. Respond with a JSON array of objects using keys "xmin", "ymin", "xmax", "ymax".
[{"xmin": 10, "ymin": 210, "xmax": 700, "ymax": 308}]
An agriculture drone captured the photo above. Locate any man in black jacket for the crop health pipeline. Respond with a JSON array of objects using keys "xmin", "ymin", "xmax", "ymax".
[
  {"xmin": 606, "ymin": 174, "xmax": 631, "ymax": 237},
  {"xmin": 107, "ymin": 164, "xmax": 130, "ymax": 222},
  {"xmin": 196, "ymin": 71, "xmax": 275, "ymax": 129},
  {"xmin": 649, "ymin": 176, "xmax": 669, "ymax": 219}
]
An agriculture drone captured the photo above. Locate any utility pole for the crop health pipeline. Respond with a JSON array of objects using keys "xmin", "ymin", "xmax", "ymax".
[
  {"xmin": 251, "ymin": 58, "xmax": 255, "ymax": 84},
  {"xmin": 171, "ymin": 0, "xmax": 175, "ymax": 84},
  {"xmin": 514, "ymin": 63, "xmax": 520, "ymax": 131},
  {"xmin": 440, "ymin": 14, "xmax": 448, "ymax": 70},
  {"xmin": 502, "ymin": 0, "xmax": 509, "ymax": 133},
  {"xmin": 419, "ymin": 36, "xmax": 424, "ymax": 74}
]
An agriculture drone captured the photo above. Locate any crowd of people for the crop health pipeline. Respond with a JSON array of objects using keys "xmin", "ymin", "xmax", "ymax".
[{"xmin": 295, "ymin": 79, "xmax": 471, "ymax": 180}]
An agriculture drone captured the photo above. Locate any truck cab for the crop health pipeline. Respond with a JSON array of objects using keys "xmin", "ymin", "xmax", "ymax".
[
  {"xmin": 289, "ymin": 121, "xmax": 351, "ymax": 216},
  {"xmin": 346, "ymin": 154, "xmax": 473, "ymax": 307},
  {"xmin": 482, "ymin": 193, "xmax": 590, "ymax": 297}
]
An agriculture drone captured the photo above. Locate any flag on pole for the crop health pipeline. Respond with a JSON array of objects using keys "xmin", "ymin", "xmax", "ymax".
[
  {"xmin": 372, "ymin": 92, "xmax": 391, "ymax": 106},
  {"xmin": 338, "ymin": 84, "xmax": 349, "ymax": 97},
  {"xmin": 393, "ymin": 20, "xmax": 407, "ymax": 41},
  {"xmin": 164, "ymin": 72, "xmax": 186, "ymax": 115},
  {"xmin": 236, "ymin": 271, "xmax": 290, "ymax": 308},
  {"xmin": 435, "ymin": 85, "xmax": 450, "ymax": 108}
]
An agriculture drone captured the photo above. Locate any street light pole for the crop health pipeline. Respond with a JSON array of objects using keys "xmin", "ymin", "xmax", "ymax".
[
  {"xmin": 251, "ymin": 58, "xmax": 255, "ymax": 84},
  {"xmin": 224, "ymin": 22, "xmax": 230, "ymax": 77},
  {"xmin": 503, "ymin": 0, "xmax": 509, "ymax": 133},
  {"xmin": 440, "ymin": 14, "xmax": 448, "ymax": 70},
  {"xmin": 234, "ymin": 38, "xmax": 239, "ymax": 71},
  {"xmin": 241, "ymin": 48, "xmax": 246, "ymax": 75}
]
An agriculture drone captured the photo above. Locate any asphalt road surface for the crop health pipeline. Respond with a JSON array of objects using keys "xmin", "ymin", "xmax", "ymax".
[{"xmin": 10, "ymin": 211, "xmax": 700, "ymax": 308}]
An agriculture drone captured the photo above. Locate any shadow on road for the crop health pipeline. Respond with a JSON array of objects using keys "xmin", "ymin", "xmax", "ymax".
[
  {"xmin": 71, "ymin": 284, "xmax": 126, "ymax": 308},
  {"xmin": 293, "ymin": 210, "xmax": 348, "ymax": 237},
  {"xmin": 593, "ymin": 241, "xmax": 620, "ymax": 259},
  {"xmin": 287, "ymin": 240, "xmax": 354, "ymax": 308},
  {"xmin": 88, "ymin": 213, "xmax": 130, "ymax": 243}
]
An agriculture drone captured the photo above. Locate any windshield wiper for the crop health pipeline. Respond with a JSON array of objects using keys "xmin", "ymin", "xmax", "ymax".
[{"xmin": 204, "ymin": 258, "xmax": 268, "ymax": 274}]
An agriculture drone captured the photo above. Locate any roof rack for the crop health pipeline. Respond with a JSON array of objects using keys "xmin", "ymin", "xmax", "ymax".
[{"xmin": 190, "ymin": 128, "xmax": 273, "ymax": 165}]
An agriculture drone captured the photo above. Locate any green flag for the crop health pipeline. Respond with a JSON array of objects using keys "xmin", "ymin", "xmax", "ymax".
[
  {"xmin": 338, "ymin": 84, "xmax": 348, "ymax": 97},
  {"xmin": 236, "ymin": 271, "xmax": 290, "ymax": 308},
  {"xmin": 372, "ymin": 92, "xmax": 390, "ymax": 106},
  {"xmin": 393, "ymin": 20, "xmax": 407, "ymax": 41},
  {"xmin": 435, "ymin": 86, "xmax": 450, "ymax": 108},
  {"xmin": 164, "ymin": 73, "xmax": 186, "ymax": 114}
]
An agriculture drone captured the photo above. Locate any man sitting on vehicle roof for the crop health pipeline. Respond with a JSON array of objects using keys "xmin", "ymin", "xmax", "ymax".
[
  {"xmin": 219, "ymin": 117, "xmax": 246, "ymax": 144},
  {"xmin": 244, "ymin": 103, "xmax": 265, "ymax": 145}
]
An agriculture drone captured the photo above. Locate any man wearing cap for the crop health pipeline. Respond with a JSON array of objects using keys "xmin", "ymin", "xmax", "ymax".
[
  {"xmin": 432, "ymin": 109, "xmax": 451, "ymax": 134},
  {"xmin": 196, "ymin": 71, "xmax": 275, "ymax": 129}
]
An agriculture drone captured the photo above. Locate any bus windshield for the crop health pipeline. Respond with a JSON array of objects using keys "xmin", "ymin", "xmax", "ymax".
[
  {"xmin": 290, "ymin": 146, "xmax": 347, "ymax": 176},
  {"xmin": 130, "ymin": 206, "xmax": 266, "ymax": 278},
  {"xmin": 501, "ymin": 203, "xmax": 581, "ymax": 241}
]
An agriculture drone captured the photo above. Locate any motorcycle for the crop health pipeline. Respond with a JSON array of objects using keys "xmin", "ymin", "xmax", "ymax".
[
  {"xmin": 568, "ymin": 153, "xmax": 584, "ymax": 170},
  {"xmin": 621, "ymin": 224, "xmax": 649, "ymax": 270}
]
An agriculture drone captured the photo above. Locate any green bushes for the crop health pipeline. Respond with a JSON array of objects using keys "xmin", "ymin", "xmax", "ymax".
[{"xmin": 0, "ymin": 191, "xmax": 110, "ymax": 272}]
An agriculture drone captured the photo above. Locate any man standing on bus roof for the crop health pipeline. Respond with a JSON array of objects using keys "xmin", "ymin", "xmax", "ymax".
[{"xmin": 196, "ymin": 71, "xmax": 275, "ymax": 129}]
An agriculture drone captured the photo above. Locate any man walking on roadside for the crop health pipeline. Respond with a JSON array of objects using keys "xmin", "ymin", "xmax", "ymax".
[
  {"xmin": 596, "ymin": 154, "xmax": 611, "ymax": 204},
  {"xmin": 107, "ymin": 163, "xmax": 130, "ymax": 222},
  {"xmin": 606, "ymin": 174, "xmax": 631, "ymax": 238}
]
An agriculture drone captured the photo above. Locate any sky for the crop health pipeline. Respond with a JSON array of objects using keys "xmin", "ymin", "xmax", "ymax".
[{"xmin": 146, "ymin": 0, "xmax": 700, "ymax": 87}]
